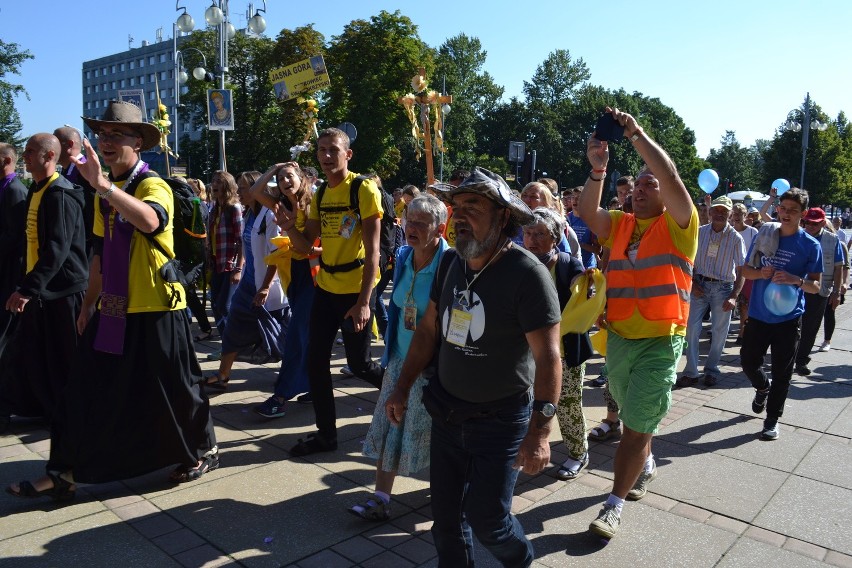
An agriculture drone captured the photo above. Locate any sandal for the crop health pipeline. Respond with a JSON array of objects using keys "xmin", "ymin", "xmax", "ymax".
[
  {"xmin": 194, "ymin": 329, "xmax": 215, "ymax": 342},
  {"xmin": 348, "ymin": 498, "xmax": 390, "ymax": 521},
  {"xmin": 203, "ymin": 372, "xmax": 229, "ymax": 391},
  {"xmin": 588, "ymin": 419, "xmax": 622, "ymax": 442},
  {"xmin": 170, "ymin": 448, "xmax": 220, "ymax": 483},
  {"xmin": 6, "ymin": 472, "xmax": 76, "ymax": 501},
  {"xmin": 556, "ymin": 452, "xmax": 589, "ymax": 481}
]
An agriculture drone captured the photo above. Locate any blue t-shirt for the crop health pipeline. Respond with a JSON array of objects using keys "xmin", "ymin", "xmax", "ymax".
[
  {"xmin": 567, "ymin": 212, "xmax": 597, "ymax": 268},
  {"xmin": 747, "ymin": 229, "xmax": 822, "ymax": 323},
  {"xmin": 390, "ymin": 247, "xmax": 440, "ymax": 359}
]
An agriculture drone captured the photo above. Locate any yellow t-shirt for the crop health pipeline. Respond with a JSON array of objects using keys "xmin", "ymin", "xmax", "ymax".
[
  {"xmin": 94, "ymin": 176, "xmax": 186, "ymax": 312},
  {"xmin": 25, "ymin": 173, "xmax": 59, "ymax": 273},
  {"xmin": 288, "ymin": 207, "xmax": 310, "ymax": 261},
  {"xmin": 601, "ymin": 208, "xmax": 698, "ymax": 339},
  {"xmin": 308, "ymin": 172, "xmax": 383, "ymax": 294}
]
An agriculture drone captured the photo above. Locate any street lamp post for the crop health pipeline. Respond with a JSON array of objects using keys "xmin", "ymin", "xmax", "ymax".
[
  {"xmin": 784, "ymin": 92, "xmax": 828, "ymax": 189},
  {"xmin": 173, "ymin": 40, "xmax": 209, "ymax": 161},
  {"xmin": 175, "ymin": 1, "xmax": 267, "ymax": 172}
]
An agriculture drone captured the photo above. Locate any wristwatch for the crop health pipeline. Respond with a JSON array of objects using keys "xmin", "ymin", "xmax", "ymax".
[{"xmin": 533, "ymin": 400, "xmax": 557, "ymax": 417}]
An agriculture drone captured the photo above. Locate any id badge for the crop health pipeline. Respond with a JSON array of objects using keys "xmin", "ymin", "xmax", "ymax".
[
  {"xmin": 707, "ymin": 241, "xmax": 720, "ymax": 259},
  {"xmin": 446, "ymin": 308, "xmax": 472, "ymax": 347},
  {"xmin": 403, "ymin": 304, "xmax": 418, "ymax": 331},
  {"xmin": 338, "ymin": 212, "xmax": 357, "ymax": 238}
]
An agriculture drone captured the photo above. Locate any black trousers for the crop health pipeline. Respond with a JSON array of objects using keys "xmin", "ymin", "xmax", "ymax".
[
  {"xmin": 740, "ymin": 316, "xmax": 800, "ymax": 420},
  {"xmin": 306, "ymin": 287, "xmax": 383, "ymax": 439},
  {"xmin": 0, "ymin": 292, "xmax": 83, "ymax": 421},
  {"xmin": 796, "ymin": 292, "xmax": 828, "ymax": 367}
]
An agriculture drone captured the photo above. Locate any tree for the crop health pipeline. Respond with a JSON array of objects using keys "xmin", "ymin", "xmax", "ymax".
[
  {"xmin": 0, "ymin": 40, "xmax": 33, "ymax": 146},
  {"xmin": 176, "ymin": 25, "xmax": 325, "ymax": 178},
  {"xmin": 433, "ymin": 34, "xmax": 504, "ymax": 173},
  {"xmin": 706, "ymin": 131, "xmax": 760, "ymax": 192},
  {"xmin": 0, "ymin": 40, "xmax": 34, "ymax": 99},
  {"xmin": 522, "ymin": 49, "xmax": 590, "ymax": 108},
  {"xmin": 325, "ymin": 11, "xmax": 434, "ymax": 185},
  {"xmin": 0, "ymin": 90, "xmax": 24, "ymax": 146},
  {"xmin": 760, "ymin": 97, "xmax": 852, "ymax": 206}
]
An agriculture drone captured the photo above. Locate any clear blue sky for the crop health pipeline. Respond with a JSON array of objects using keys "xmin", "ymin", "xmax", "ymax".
[{"xmin": 5, "ymin": 1, "xmax": 850, "ymax": 161}]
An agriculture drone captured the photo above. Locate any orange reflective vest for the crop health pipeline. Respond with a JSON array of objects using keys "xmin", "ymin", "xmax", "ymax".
[{"xmin": 606, "ymin": 214, "xmax": 693, "ymax": 325}]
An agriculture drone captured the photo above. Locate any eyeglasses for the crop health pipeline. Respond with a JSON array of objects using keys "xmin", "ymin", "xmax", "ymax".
[{"xmin": 96, "ymin": 130, "xmax": 138, "ymax": 143}]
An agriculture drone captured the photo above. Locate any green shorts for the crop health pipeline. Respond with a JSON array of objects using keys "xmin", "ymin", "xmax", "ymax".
[{"xmin": 606, "ymin": 332, "xmax": 685, "ymax": 434}]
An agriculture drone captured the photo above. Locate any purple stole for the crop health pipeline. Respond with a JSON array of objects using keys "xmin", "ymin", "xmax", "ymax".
[
  {"xmin": 0, "ymin": 173, "xmax": 17, "ymax": 202},
  {"xmin": 63, "ymin": 156, "xmax": 86, "ymax": 185},
  {"xmin": 93, "ymin": 162, "xmax": 149, "ymax": 354}
]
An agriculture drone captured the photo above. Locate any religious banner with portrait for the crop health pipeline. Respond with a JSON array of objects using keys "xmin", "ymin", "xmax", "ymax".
[{"xmin": 208, "ymin": 89, "xmax": 234, "ymax": 131}]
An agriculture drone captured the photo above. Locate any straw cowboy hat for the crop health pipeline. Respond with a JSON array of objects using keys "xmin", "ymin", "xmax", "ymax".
[
  {"xmin": 449, "ymin": 167, "xmax": 535, "ymax": 225},
  {"xmin": 82, "ymin": 100, "xmax": 161, "ymax": 152}
]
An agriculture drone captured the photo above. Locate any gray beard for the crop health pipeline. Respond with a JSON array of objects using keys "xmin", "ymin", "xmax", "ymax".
[{"xmin": 456, "ymin": 217, "xmax": 503, "ymax": 261}]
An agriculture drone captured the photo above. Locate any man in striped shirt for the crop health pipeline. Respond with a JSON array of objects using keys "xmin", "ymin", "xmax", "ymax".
[{"xmin": 678, "ymin": 196, "xmax": 746, "ymax": 387}]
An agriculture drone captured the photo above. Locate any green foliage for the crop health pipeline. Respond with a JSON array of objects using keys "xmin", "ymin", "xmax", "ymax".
[
  {"xmin": 325, "ymin": 10, "xmax": 433, "ymax": 183},
  {"xmin": 0, "ymin": 40, "xmax": 34, "ymax": 99},
  {"xmin": 759, "ymin": 98, "xmax": 852, "ymax": 206},
  {"xmin": 434, "ymin": 34, "xmax": 503, "ymax": 172},
  {"xmin": 0, "ymin": 90, "xmax": 25, "ymax": 146}
]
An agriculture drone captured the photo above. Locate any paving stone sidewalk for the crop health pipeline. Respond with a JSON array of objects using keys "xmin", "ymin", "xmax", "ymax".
[{"xmin": 1, "ymin": 301, "xmax": 850, "ymax": 567}]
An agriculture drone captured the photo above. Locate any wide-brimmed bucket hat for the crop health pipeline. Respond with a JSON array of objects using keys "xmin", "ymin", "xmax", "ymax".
[
  {"xmin": 82, "ymin": 100, "xmax": 161, "ymax": 151},
  {"xmin": 448, "ymin": 167, "xmax": 534, "ymax": 224}
]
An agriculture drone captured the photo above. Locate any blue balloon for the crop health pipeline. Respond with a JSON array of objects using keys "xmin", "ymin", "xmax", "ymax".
[
  {"xmin": 697, "ymin": 169, "xmax": 719, "ymax": 194},
  {"xmin": 772, "ymin": 178, "xmax": 791, "ymax": 195},
  {"xmin": 764, "ymin": 282, "xmax": 798, "ymax": 316}
]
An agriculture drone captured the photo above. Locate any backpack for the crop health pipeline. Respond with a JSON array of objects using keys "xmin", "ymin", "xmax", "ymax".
[
  {"xmin": 133, "ymin": 171, "xmax": 209, "ymax": 269},
  {"xmin": 124, "ymin": 171, "xmax": 209, "ymax": 307},
  {"xmin": 315, "ymin": 175, "xmax": 400, "ymax": 268}
]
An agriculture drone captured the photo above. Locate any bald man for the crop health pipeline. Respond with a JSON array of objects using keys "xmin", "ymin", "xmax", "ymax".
[
  {"xmin": 54, "ymin": 126, "xmax": 96, "ymax": 260},
  {"xmin": 0, "ymin": 144, "xmax": 28, "ymax": 373},
  {"xmin": 0, "ymin": 133, "xmax": 88, "ymax": 429}
]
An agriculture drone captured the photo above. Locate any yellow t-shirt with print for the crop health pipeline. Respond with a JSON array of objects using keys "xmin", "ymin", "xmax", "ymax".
[
  {"xmin": 94, "ymin": 176, "xmax": 186, "ymax": 312},
  {"xmin": 309, "ymin": 172, "xmax": 383, "ymax": 294},
  {"xmin": 25, "ymin": 173, "xmax": 59, "ymax": 273},
  {"xmin": 601, "ymin": 208, "xmax": 698, "ymax": 339}
]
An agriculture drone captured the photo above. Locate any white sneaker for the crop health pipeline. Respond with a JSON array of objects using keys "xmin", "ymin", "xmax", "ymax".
[{"xmin": 818, "ymin": 341, "xmax": 831, "ymax": 352}]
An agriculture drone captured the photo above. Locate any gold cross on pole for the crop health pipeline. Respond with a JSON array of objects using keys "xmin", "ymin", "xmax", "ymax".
[{"xmin": 398, "ymin": 67, "xmax": 452, "ymax": 186}]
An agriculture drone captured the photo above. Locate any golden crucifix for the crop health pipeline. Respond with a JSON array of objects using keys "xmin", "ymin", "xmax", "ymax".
[{"xmin": 398, "ymin": 67, "xmax": 452, "ymax": 186}]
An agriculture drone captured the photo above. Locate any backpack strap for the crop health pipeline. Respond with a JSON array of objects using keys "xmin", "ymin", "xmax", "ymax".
[{"xmin": 316, "ymin": 175, "xmax": 367, "ymax": 214}]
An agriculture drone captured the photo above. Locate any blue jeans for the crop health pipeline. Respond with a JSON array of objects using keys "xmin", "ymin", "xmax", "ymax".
[
  {"xmin": 684, "ymin": 280, "xmax": 734, "ymax": 377},
  {"xmin": 429, "ymin": 397, "xmax": 534, "ymax": 567}
]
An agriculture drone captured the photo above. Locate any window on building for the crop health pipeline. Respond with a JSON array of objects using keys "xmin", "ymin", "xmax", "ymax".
[
  {"xmin": 120, "ymin": 79, "xmax": 126, "ymax": 88},
  {"xmin": 94, "ymin": 69, "xmax": 99, "ymax": 77},
  {"xmin": 160, "ymin": 89, "xmax": 168, "ymax": 99},
  {"xmin": 130, "ymin": 77, "xmax": 135, "ymax": 86},
  {"xmin": 95, "ymin": 100, "xmax": 100, "ymax": 108},
  {"xmin": 169, "ymin": 88, "xmax": 174, "ymax": 97},
  {"xmin": 148, "ymin": 56, "xmax": 155, "ymax": 65},
  {"xmin": 120, "ymin": 63, "xmax": 125, "ymax": 72},
  {"xmin": 86, "ymin": 86, "xmax": 91, "ymax": 94},
  {"xmin": 85, "ymin": 70, "xmax": 91, "ymax": 79},
  {"xmin": 111, "ymin": 65, "xmax": 116, "ymax": 73},
  {"xmin": 94, "ymin": 84, "xmax": 99, "ymax": 93},
  {"xmin": 86, "ymin": 102, "xmax": 91, "ymax": 110},
  {"xmin": 139, "ymin": 75, "xmax": 145, "ymax": 84},
  {"xmin": 149, "ymin": 91, "xmax": 156, "ymax": 101},
  {"xmin": 149, "ymin": 73, "xmax": 155, "ymax": 82},
  {"xmin": 159, "ymin": 53, "xmax": 167, "ymax": 63},
  {"xmin": 111, "ymin": 81, "xmax": 116, "ymax": 89},
  {"xmin": 130, "ymin": 60, "xmax": 135, "ymax": 70},
  {"xmin": 139, "ymin": 58, "xmax": 144, "ymax": 68},
  {"xmin": 102, "ymin": 67, "xmax": 107, "ymax": 75}
]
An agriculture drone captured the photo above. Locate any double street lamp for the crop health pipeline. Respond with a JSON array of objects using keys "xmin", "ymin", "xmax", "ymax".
[
  {"xmin": 784, "ymin": 92, "xmax": 828, "ymax": 189},
  {"xmin": 174, "ymin": 1, "xmax": 268, "ymax": 171}
]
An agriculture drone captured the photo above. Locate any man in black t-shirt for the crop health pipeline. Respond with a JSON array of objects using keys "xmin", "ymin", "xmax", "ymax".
[{"xmin": 386, "ymin": 167, "xmax": 562, "ymax": 567}]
